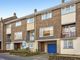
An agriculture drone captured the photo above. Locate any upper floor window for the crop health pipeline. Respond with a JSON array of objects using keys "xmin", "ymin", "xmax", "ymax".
[
  {"xmin": 27, "ymin": 18, "xmax": 34, "ymax": 23},
  {"xmin": 39, "ymin": 26, "xmax": 53, "ymax": 37},
  {"xmin": 30, "ymin": 31, "xmax": 35, "ymax": 41},
  {"xmin": 61, "ymin": 5, "xmax": 76, "ymax": 15},
  {"xmin": 64, "ymin": 0, "xmax": 71, "ymax": 3},
  {"xmin": 6, "ymin": 34, "xmax": 11, "ymax": 42},
  {"xmin": 16, "ymin": 21, "xmax": 21, "ymax": 27},
  {"xmin": 41, "ymin": 13, "xmax": 52, "ymax": 20},
  {"xmin": 62, "ymin": 24, "xmax": 76, "ymax": 38},
  {"xmin": 27, "ymin": 30, "xmax": 35, "ymax": 41},
  {"xmin": 14, "ymin": 32, "xmax": 22, "ymax": 40}
]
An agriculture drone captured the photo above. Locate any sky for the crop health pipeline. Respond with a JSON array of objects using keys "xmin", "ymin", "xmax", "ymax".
[{"xmin": 0, "ymin": 0, "xmax": 61, "ymax": 18}]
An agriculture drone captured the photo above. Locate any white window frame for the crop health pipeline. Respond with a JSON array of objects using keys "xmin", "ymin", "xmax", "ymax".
[
  {"xmin": 15, "ymin": 32, "xmax": 22, "ymax": 40},
  {"xmin": 64, "ymin": 0, "xmax": 70, "ymax": 2},
  {"xmin": 39, "ymin": 26, "xmax": 53, "ymax": 37},
  {"xmin": 16, "ymin": 21, "xmax": 21, "ymax": 27},
  {"xmin": 41, "ymin": 13, "xmax": 52, "ymax": 20},
  {"xmin": 30, "ymin": 31, "xmax": 35, "ymax": 41},
  {"xmin": 62, "ymin": 24, "xmax": 76, "ymax": 38},
  {"xmin": 27, "ymin": 18, "xmax": 34, "ymax": 23},
  {"xmin": 61, "ymin": 5, "xmax": 76, "ymax": 15},
  {"xmin": 64, "ymin": 40, "xmax": 73, "ymax": 49}
]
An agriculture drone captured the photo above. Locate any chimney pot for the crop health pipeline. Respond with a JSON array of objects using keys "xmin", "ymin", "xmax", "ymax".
[
  {"xmin": 34, "ymin": 9, "xmax": 37, "ymax": 13},
  {"xmin": 13, "ymin": 12, "xmax": 16, "ymax": 16}
]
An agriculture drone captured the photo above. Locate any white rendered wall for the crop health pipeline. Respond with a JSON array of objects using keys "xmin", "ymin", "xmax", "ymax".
[
  {"xmin": 60, "ymin": 37, "xmax": 80, "ymax": 55},
  {"xmin": 6, "ymin": 42, "xmax": 14, "ymax": 50},
  {"xmin": 61, "ymin": 12, "xmax": 76, "ymax": 25}
]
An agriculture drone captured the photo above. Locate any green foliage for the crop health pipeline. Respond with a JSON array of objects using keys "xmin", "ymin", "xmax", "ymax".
[{"xmin": 9, "ymin": 48, "xmax": 43, "ymax": 57}]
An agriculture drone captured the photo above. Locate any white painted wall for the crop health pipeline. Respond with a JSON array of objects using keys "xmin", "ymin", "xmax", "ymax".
[
  {"xmin": 6, "ymin": 42, "xmax": 14, "ymax": 50},
  {"xmin": 21, "ymin": 41, "xmax": 38, "ymax": 52},
  {"xmin": 6, "ymin": 28, "xmax": 11, "ymax": 34},
  {"xmin": 60, "ymin": 37, "xmax": 80, "ymax": 55},
  {"xmin": 45, "ymin": 43, "xmax": 47, "ymax": 53},
  {"xmin": 28, "ymin": 41, "xmax": 38, "ymax": 52},
  {"xmin": 61, "ymin": 12, "xmax": 76, "ymax": 25},
  {"xmin": 27, "ymin": 23, "xmax": 34, "ymax": 31}
]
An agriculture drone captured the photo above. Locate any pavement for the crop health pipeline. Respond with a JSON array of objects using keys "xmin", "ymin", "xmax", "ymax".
[{"xmin": 0, "ymin": 53, "xmax": 48, "ymax": 60}]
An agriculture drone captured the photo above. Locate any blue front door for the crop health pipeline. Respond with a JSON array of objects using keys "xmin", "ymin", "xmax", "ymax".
[{"xmin": 48, "ymin": 44, "xmax": 57, "ymax": 54}]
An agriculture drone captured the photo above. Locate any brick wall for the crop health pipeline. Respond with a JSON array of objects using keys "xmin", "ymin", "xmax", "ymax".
[
  {"xmin": 35, "ymin": 9, "xmax": 61, "ymax": 40},
  {"xmin": 76, "ymin": 3, "xmax": 80, "ymax": 37},
  {"xmin": 11, "ymin": 19, "xmax": 27, "ymax": 41}
]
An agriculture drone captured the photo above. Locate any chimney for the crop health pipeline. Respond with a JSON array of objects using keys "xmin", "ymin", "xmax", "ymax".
[
  {"xmin": 34, "ymin": 9, "xmax": 37, "ymax": 13},
  {"xmin": 61, "ymin": 0, "xmax": 64, "ymax": 3},
  {"xmin": 0, "ymin": 17, "xmax": 3, "ymax": 21},
  {"xmin": 0, "ymin": 17, "xmax": 4, "ymax": 23},
  {"xmin": 13, "ymin": 12, "xmax": 16, "ymax": 16}
]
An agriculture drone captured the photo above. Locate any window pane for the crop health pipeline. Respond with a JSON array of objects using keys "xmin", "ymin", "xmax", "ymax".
[
  {"xmin": 39, "ymin": 26, "xmax": 53, "ymax": 37},
  {"xmin": 63, "ymin": 40, "xmax": 73, "ymax": 49},
  {"xmin": 64, "ymin": 40, "xmax": 68, "ymax": 48},
  {"xmin": 68, "ymin": 40, "xmax": 73, "ymax": 48},
  {"xmin": 27, "ymin": 18, "xmax": 34, "ymax": 23},
  {"xmin": 62, "ymin": 24, "xmax": 76, "ymax": 38},
  {"xmin": 64, "ymin": 0, "xmax": 71, "ymax": 3},
  {"xmin": 61, "ymin": 5, "xmax": 75, "ymax": 15},
  {"xmin": 70, "ymin": 5, "xmax": 76, "ymax": 13},
  {"xmin": 47, "ymin": 13, "xmax": 52, "ymax": 19},
  {"xmin": 41, "ymin": 13, "xmax": 52, "ymax": 20},
  {"xmin": 42, "ymin": 14, "xmax": 46, "ymax": 20},
  {"xmin": 30, "ymin": 31, "xmax": 35, "ymax": 41},
  {"xmin": 66, "ymin": 7, "xmax": 70, "ymax": 14},
  {"xmin": 16, "ymin": 21, "xmax": 21, "ymax": 26},
  {"xmin": 15, "ymin": 32, "xmax": 22, "ymax": 40}
]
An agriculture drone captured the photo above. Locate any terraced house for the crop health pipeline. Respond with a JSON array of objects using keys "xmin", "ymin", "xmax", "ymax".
[{"xmin": 0, "ymin": 0, "xmax": 80, "ymax": 55}]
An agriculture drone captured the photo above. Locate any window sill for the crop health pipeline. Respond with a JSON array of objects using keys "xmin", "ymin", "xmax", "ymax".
[
  {"xmin": 63, "ymin": 48, "xmax": 74, "ymax": 49},
  {"xmin": 61, "ymin": 37, "xmax": 77, "ymax": 40},
  {"xmin": 39, "ymin": 36, "xmax": 54, "ymax": 38},
  {"xmin": 42, "ymin": 18, "xmax": 52, "ymax": 21},
  {"xmin": 14, "ymin": 39, "xmax": 23, "ymax": 41}
]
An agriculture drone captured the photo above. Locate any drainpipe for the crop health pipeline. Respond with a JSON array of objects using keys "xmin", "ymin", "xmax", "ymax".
[
  {"xmin": 34, "ymin": 9, "xmax": 38, "ymax": 51},
  {"xmin": 1, "ymin": 17, "xmax": 6, "ymax": 50},
  {"xmin": 34, "ymin": 9, "xmax": 37, "ymax": 40}
]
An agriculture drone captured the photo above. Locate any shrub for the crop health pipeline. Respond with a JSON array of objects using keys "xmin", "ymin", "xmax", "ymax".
[{"xmin": 9, "ymin": 48, "xmax": 43, "ymax": 56}]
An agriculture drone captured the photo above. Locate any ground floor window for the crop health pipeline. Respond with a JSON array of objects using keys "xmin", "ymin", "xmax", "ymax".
[
  {"xmin": 29, "ymin": 43, "xmax": 33, "ymax": 48},
  {"xmin": 63, "ymin": 40, "xmax": 73, "ymax": 49},
  {"xmin": 6, "ymin": 43, "xmax": 11, "ymax": 50}
]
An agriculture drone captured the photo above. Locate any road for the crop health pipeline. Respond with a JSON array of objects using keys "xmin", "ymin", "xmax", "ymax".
[{"xmin": 0, "ymin": 53, "xmax": 48, "ymax": 60}]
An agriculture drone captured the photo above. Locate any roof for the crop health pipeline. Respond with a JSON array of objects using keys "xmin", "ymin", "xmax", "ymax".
[
  {"xmin": 3, "ymin": 15, "xmax": 17, "ymax": 22},
  {"xmin": 4, "ymin": 0, "xmax": 80, "ymax": 24}
]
